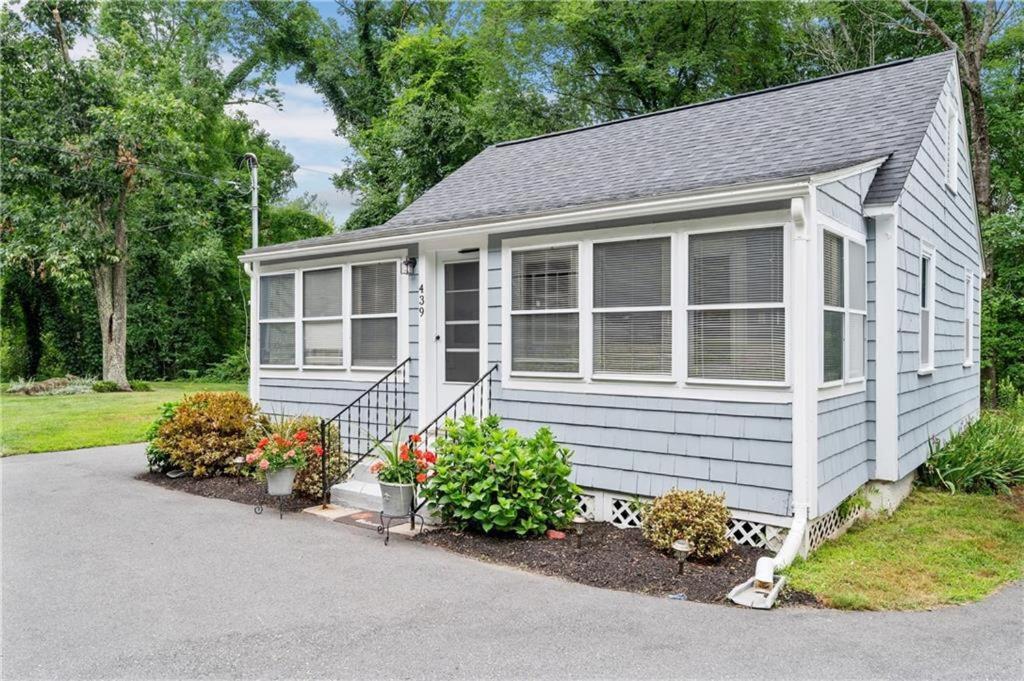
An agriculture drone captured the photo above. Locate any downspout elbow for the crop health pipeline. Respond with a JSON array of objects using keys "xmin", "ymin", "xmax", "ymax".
[{"xmin": 728, "ymin": 505, "xmax": 809, "ymax": 609}]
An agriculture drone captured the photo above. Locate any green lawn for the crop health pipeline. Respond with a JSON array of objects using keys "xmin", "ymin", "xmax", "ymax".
[
  {"xmin": 786, "ymin": 488, "xmax": 1024, "ymax": 610},
  {"xmin": 0, "ymin": 381, "xmax": 246, "ymax": 456}
]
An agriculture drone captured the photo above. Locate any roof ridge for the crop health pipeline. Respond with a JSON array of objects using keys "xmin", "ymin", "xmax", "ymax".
[{"xmin": 494, "ymin": 51, "xmax": 953, "ymax": 149}]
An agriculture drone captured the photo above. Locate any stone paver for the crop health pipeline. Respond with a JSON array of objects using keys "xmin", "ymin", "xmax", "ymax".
[{"xmin": 2, "ymin": 444, "xmax": 1022, "ymax": 680}]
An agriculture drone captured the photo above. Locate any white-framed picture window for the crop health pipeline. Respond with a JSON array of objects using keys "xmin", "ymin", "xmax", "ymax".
[
  {"xmin": 351, "ymin": 261, "xmax": 399, "ymax": 368},
  {"xmin": 302, "ymin": 267, "xmax": 344, "ymax": 366},
  {"xmin": 510, "ymin": 245, "xmax": 580, "ymax": 374},
  {"xmin": 821, "ymin": 230, "xmax": 867, "ymax": 385},
  {"xmin": 592, "ymin": 236, "xmax": 672, "ymax": 376},
  {"xmin": 259, "ymin": 273, "xmax": 297, "ymax": 366},
  {"xmin": 963, "ymin": 270, "xmax": 974, "ymax": 367},
  {"xmin": 919, "ymin": 243, "xmax": 936, "ymax": 372},
  {"xmin": 686, "ymin": 226, "xmax": 786, "ymax": 383}
]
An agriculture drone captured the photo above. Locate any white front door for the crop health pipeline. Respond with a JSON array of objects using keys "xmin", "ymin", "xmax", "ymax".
[{"xmin": 433, "ymin": 254, "xmax": 482, "ymax": 412}]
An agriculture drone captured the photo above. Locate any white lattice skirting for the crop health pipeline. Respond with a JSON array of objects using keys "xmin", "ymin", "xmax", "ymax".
[
  {"xmin": 806, "ymin": 506, "xmax": 861, "ymax": 553},
  {"xmin": 575, "ymin": 489, "xmax": 789, "ymax": 551}
]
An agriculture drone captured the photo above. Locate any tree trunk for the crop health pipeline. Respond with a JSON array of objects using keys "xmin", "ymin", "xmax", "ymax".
[
  {"xmin": 93, "ymin": 178, "xmax": 131, "ymax": 390},
  {"xmin": 14, "ymin": 283, "xmax": 44, "ymax": 379}
]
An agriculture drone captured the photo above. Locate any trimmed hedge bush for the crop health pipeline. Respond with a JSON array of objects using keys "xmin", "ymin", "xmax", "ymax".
[
  {"xmin": 153, "ymin": 391, "xmax": 264, "ymax": 477},
  {"xmin": 641, "ymin": 488, "xmax": 732, "ymax": 560},
  {"xmin": 92, "ymin": 380, "xmax": 120, "ymax": 392},
  {"xmin": 422, "ymin": 415, "xmax": 581, "ymax": 536}
]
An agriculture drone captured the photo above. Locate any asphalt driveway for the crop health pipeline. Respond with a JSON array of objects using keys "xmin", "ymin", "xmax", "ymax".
[{"xmin": 2, "ymin": 445, "xmax": 1022, "ymax": 680}]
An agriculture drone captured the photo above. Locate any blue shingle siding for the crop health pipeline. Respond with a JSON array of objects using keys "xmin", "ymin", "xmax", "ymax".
[
  {"xmin": 818, "ymin": 171, "xmax": 875, "ymax": 233},
  {"xmin": 486, "ymin": 243, "xmax": 793, "ymax": 518},
  {"xmin": 893, "ymin": 66, "xmax": 981, "ymax": 478}
]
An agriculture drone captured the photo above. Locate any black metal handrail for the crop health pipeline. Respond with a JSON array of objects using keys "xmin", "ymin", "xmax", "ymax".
[
  {"xmin": 410, "ymin": 364, "xmax": 499, "ymax": 514},
  {"xmin": 318, "ymin": 357, "xmax": 413, "ymax": 506}
]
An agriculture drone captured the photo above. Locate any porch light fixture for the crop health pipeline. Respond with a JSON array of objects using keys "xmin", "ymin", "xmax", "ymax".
[
  {"xmin": 572, "ymin": 516, "xmax": 587, "ymax": 549},
  {"xmin": 401, "ymin": 256, "xmax": 418, "ymax": 275},
  {"xmin": 672, "ymin": 539, "xmax": 692, "ymax": 574}
]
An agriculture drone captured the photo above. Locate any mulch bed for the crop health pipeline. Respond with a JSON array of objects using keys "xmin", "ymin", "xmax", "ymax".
[
  {"xmin": 418, "ymin": 522, "xmax": 819, "ymax": 605},
  {"xmin": 136, "ymin": 471, "xmax": 316, "ymax": 513}
]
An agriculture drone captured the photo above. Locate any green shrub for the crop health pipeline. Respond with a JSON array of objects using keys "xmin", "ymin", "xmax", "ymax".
[
  {"xmin": 92, "ymin": 380, "xmax": 119, "ymax": 392},
  {"xmin": 145, "ymin": 402, "xmax": 178, "ymax": 472},
  {"xmin": 203, "ymin": 347, "xmax": 249, "ymax": 383},
  {"xmin": 153, "ymin": 391, "xmax": 265, "ymax": 477},
  {"xmin": 920, "ymin": 398, "xmax": 1024, "ymax": 494},
  {"xmin": 422, "ymin": 415, "xmax": 580, "ymax": 536},
  {"xmin": 641, "ymin": 488, "xmax": 732, "ymax": 561},
  {"xmin": 129, "ymin": 380, "xmax": 153, "ymax": 392},
  {"xmin": 267, "ymin": 415, "xmax": 344, "ymax": 500}
]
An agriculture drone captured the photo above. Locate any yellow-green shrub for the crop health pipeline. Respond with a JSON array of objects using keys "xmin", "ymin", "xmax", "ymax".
[
  {"xmin": 154, "ymin": 391, "xmax": 264, "ymax": 477},
  {"xmin": 641, "ymin": 488, "xmax": 732, "ymax": 560},
  {"xmin": 269, "ymin": 415, "xmax": 345, "ymax": 499}
]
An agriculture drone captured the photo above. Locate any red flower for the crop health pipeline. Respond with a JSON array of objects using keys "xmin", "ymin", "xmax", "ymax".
[
  {"xmin": 294, "ymin": 431, "xmax": 309, "ymax": 443},
  {"xmin": 399, "ymin": 451, "xmax": 409, "ymax": 461},
  {"xmin": 257, "ymin": 437, "xmax": 270, "ymax": 448},
  {"xmin": 416, "ymin": 473, "xmax": 427, "ymax": 484},
  {"xmin": 312, "ymin": 444, "xmax": 324, "ymax": 457},
  {"xmin": 409, "ymin": 433, "xmax": 422, "ymax": 444},
  {"xmin": 425, "ymin": 451, "xmax": 437, "ymax": 463}
]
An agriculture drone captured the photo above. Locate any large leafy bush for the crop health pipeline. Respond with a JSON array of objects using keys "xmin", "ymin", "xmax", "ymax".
[
  {"xmin": 153, "ymin": 391, "xmax": 264, "ymax": 477},
  {"xmin": 641, "ymin": 488, "xmax": 732, "ymax": 560},
  {"xmin": 921, "ymin": 393, "xmax": 1024, "ymax": 494},
  {"xmin": 422, "ymin": 415, "xmax": 580, "ymax": 536}
]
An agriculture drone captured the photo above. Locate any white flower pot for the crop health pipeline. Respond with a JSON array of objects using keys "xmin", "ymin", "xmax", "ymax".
[{"xmin": 266, "ymin": 466, "xmax": 297, "ymax": 496}]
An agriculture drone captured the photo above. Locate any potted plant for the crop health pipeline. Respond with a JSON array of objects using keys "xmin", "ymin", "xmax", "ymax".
[
  {"xmin": 369, "ymin": 431, "xmax": 436, "ymax": 516},
  {"xmin": 246, "ymin": 430, "xmax": 322, "ymax": 496}
]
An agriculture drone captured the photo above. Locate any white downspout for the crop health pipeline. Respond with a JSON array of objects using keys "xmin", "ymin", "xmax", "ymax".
[{"xmin": 729, "ymin": 193, "xmax": 816, "ymax": 609}]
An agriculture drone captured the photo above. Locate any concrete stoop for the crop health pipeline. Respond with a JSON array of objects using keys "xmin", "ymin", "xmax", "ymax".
[{"xmin": 328, "ymin": 458, "xmax": 439, "ymax": 524}]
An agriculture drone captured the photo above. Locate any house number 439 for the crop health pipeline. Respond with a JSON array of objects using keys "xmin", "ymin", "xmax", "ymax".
[{"xmin": 418, "ymin": 284, "xmax": 425, "ymax": 317}]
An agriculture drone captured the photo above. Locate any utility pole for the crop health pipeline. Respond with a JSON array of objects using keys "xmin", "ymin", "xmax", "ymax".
[{"xmin": 242, "ymin": 153, "xmax": 259, "ymax": 249}]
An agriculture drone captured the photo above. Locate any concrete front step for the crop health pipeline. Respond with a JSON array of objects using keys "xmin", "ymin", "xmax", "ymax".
[{"xmin": 330, "ymin": 458, "xmax": 439, "ymax": 524}]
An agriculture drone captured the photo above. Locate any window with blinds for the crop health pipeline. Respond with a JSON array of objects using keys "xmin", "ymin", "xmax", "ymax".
[
  {"xmin": 303, "ymin": 268, "xmax": 343, "ymax": 366},
  {"xmin": 510, "ymin": 246, "xmax": 579, "ymax": 373},
  {"xmin": 687, "ymin": 227, "xmax": 785, "ymax": 382},
  {"xmin": 259, "ymin": 274, "xmax": 296, "ymax": 365},
  {"xmin": 822, "ymin": 231, "xmax": 867, "ymax": 384},
  {"xmin": 593, "ymin": 237, "xmax": 671, "ymax": 375},
  {"xmin": 351, "ymin": 261, "xmax": 398, "ymax": 367}
]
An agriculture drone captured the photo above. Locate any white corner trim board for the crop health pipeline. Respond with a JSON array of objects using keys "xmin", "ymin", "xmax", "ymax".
[{"xmin": 868, "ymin": 202, "xmax": 900, "ymax": 481}]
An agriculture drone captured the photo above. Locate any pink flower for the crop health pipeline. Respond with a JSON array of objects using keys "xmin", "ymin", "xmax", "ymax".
[
  {"xmin": 285, "ymin": 449, "xmax": 295, "ymax": 459},
  {"xmin": 369, "ymin": 461, "xmax": 383, "ymax": 474},
  {"xmin": 258, "ymin": 459, "xmax": 270, "ymax": 470},
  {"xmin": 245, "ymin": 452, "xmax": 258, "ymax": 464}
]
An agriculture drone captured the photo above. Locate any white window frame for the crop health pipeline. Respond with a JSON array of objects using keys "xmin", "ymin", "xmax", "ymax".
[
  {"xmin": 819, "ymin": 222, "xmax": 867, "ymax": 389},
  {"xmin": 300, "ymin": 265, "xmax": 346, "ymax": 369},
  {"xmin": 256, "ymin": 252, "xmax": 408, "ymax": 380},
  {"xmin": 684, "ymin": 224, "xmax": 789, "ymax": 388},
  {"xmin": 507, "ymin": 240, "xmax": 583, "ymax": 378},
  {"xmin": 591, "ymin": 233, "xmax": 674, "ymax": 380},
  {"xmin": 963, "ymin": 269, "xmax": 974, "ymax": 368},
  {"xmin": 258, "ymin": 271, "xmax": 298, "ymax": 369},
  {"xmin": 919, "ymin": 242, "xmax": 936, "ymax": 374},
  {"xmin": 945, "ymin": 91, "xmax": 959, "ymax": 194},
  {"xmin": 499, "ymin": 211, "xmax": 793, "ymax": 400},
  {"xmin": 349, "ymin": 259, "xmax": 402, "ymax": 371}
]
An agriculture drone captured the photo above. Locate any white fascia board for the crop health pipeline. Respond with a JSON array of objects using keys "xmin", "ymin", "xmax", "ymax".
[
  {"xmin": 809, "ymin": 156, "xmax": 889, "ymax": 186},
  {"xmin": 239, "ymin": 179, "xmax": 811, "ymax": 265}
]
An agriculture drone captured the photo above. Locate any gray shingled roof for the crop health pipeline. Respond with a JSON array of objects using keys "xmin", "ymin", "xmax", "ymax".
[{"xmin": 247, "ymin": 51, "xmax": 953, "ymax": 256}]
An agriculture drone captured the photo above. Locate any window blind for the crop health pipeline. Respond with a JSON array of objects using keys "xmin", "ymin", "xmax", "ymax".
[
  {"xmin": 848, "ymin": 241, "xmax": 866, "ymax": 311},
  {"xmin": 593, "ymin": 237, "xmax": 671, "ymax": 375},
  {"xmin": 688, "ymin": 309, "xmax": 785, "ymax": 381},
  {"xmin": 689, "ymin": 228, "xmax": 783, "ymax": 305},
  {"xmin": 352, "ymin": 317, "xmax": 398, "ymax": 367},
  {"xmin": 512, "ymin": 247, "xmax": 578, "ymax": 311},
  {"xmin": 260, "ymin": 274, "xmax": 294, "ymax": 319},
  {"xmin": 511, "ymin": 313, "xmax": 579, "ymax": 373},
  {"xmin": 303, "ymin": 268, "xmax": 343, "ymax": 317},
  {"xmin": 304, "ymin": 320, "xmax": 343, "ymax": 365},
  {"xmin": 823, "ymin": 231, "xmax": 844, "ymax": 308},
  {"xmin": 260, "ymin": 322, "xmax": 295, "ymax": 365},
  {"xmin": 352, "ymin": 262, "xmax": 397, "ymax": 315}
]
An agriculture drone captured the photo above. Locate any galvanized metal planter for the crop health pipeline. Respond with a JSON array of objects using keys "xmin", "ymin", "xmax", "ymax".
[
  {"xmin": 379, "ymin": 481, "xmax": 415, "ymax": 517},
  {"xmin": 266, "ymin": 466, "xmax": 298, "ymax": 496}
]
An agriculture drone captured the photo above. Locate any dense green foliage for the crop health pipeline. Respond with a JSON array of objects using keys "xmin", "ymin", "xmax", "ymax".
[
  {"xmin": 921, "ymin": 390, "xmax": 1024, "ymax": 494},
  {"xmin": 641, "ymin": 489, "xmax": 733, "ymax": 560},
  {"xmin": 422, "ymin": 415, "xmax": 581, "ymax": 536},
  {"xmin": 145, "ymin": 401, "xmax": 179, "ymax": 472},
  {"xmin": 2, "ymin": 1, "xmax": 1021, "ymax": 392}
]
